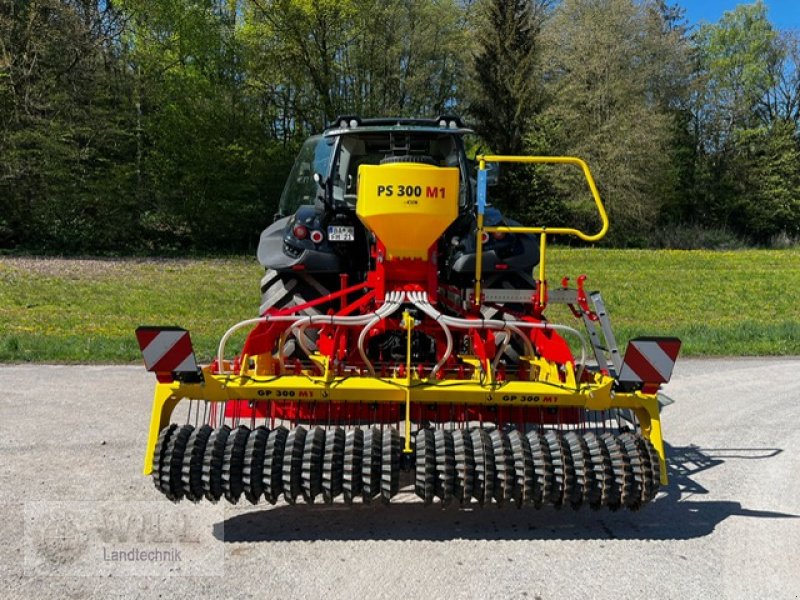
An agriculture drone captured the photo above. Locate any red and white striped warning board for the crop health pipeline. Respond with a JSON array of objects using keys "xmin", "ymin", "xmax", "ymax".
[
  {"xmin": 618, "ymin": 337, "xmax": 681, "ymax": 385},
  {"xmin": 135, "ymin": 326, "xmax": 198, "ymax": 376}
]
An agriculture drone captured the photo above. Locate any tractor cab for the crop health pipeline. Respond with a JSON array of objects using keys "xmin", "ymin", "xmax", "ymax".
[{"xmin": 260, "ymin": 116, "xmax": 537, "ymax": 288}]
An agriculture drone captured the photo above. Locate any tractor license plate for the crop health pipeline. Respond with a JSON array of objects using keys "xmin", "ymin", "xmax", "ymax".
[{"xmin": 328, "ymin": 225, "xmax": 355, "ymax": 241}]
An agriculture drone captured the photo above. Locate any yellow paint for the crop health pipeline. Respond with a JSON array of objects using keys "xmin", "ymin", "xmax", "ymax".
[
  {"xmin": 403, "ymin": 310, "xmax": 414, "ymax": 453},
  {"xmin": 143, "ymin": 362, "xmax": 668, "ymax": 484},
  {"xmin": 473, "ymin": 155, "xmax": 609, "ymax": 305},
  {"xmin": 143, "ymin": 383, "xmax": 180, "ymax": 475},
  {"xmin": 356, "ymin": 163, "xmax": 459, "ymax": 259},
  {"xmin": 634, "ymin": 396, "xmax": 668, "ymax": 485}
]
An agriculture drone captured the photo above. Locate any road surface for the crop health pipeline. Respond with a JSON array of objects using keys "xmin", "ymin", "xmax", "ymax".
[{"xmin": 1, "ymin": 359, "xmax": 799, "ymax": 599}]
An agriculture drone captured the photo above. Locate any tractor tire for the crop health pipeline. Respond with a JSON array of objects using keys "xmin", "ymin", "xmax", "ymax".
[{"xmin": 259, "ymin": 270, "xmax": 336, "ymax": 357}]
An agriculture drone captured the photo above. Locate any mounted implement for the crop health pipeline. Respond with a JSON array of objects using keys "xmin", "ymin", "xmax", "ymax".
[{"xmin": 137, "ymin": 116, "xmax": 680, "ymax": 510}]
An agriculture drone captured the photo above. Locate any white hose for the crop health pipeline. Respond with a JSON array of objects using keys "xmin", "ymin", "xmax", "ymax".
[
  {"xmin": 217, "ymin": 315, "xmax": 305, "ymax": 374},
  {"xmin": 357, "ymin": 291, "xmax": 406, "ymax": 376},
  {"xmin": 492, "ymin": 330, "xmax": 511, "ymax": 374},
  {"xmin": 407, "ymin": 291, "xmax": 454, "ymax": 378},
  {"xmin": 218, "ymin": 290, "xmax": 588, "ymax": 380},
  {"xmin": 409, "ymin": 291, "xmax": 587, "ymax": 370},
  {"xmin": 217, "ymin": 293, "xmax": 404, "ymax": 374}
]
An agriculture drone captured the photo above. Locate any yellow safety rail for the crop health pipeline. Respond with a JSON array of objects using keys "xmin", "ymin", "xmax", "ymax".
[{"xmin": 473, "ymin": 155, "xmax": 609, "ymax": 306}]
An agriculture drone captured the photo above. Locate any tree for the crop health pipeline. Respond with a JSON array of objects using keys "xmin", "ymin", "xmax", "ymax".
[
  {"xmin": 692, "ymin": 1, "xmax": 800, "ymax": 243},
  {"xmin": 467, "ymin": 0, "xmax": 551, "ymax": 155},
  {"xmin": 541, "ymin": 0, "xmax": 691, "ymax": 244},
  {"xmin": 0, "ymin": 0, "xmax": 138, "ymax": 252},
  {"xmin": 465, "ymin": 0, "xmax": 560, "ymax": 227},
  {"xmin": 759, "ymin": 30, "xmax": 800, "ymax": 127},
  {"xmin": 243, "ymin": 0, "xmax": 466, "ymax": 131},
  {"xmin": 695, "ymin": 1, "xmax": 780, "ymax": 150}
]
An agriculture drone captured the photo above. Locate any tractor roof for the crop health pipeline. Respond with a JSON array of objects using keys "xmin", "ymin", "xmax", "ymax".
[{"xmin": 323, "ymin": 115, "xmax": 473, "ymax": 137}]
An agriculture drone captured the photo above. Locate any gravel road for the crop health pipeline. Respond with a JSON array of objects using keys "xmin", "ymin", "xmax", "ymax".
[{"xmin": 1, "ymin": 359, "xmax": 799, "ymax": 599}]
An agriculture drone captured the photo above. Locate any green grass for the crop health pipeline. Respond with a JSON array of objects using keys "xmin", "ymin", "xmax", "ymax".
[
  {"xmin": 546, "ymin": 249, "xmax": 800, "ymax": 356},
  {"xmin": 0, "ymin": 258, "xmax": 263, "ymax": 363},
  {"xmin": 0, "ymin": 249, "xmax": 798, "ymax": 363}
]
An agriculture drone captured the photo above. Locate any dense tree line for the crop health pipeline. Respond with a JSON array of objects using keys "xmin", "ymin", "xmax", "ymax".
[{"xmin": 0, "ymin": 0, "xmax": 798, "ymax": 253}]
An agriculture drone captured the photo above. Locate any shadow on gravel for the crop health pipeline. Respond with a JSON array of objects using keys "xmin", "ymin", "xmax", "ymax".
[{"xmin": 215, "ymin": 443, "xmax": 798, "ymax": 542}]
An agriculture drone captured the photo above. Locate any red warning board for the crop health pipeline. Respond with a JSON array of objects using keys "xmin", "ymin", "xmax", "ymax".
[
  {"xmin": 618, "ymin": 337, "xmax": 681, "ymax": 385},
  {"xmin": 135, "ymin": 326, "xmax": 198, "ymax": 375}
]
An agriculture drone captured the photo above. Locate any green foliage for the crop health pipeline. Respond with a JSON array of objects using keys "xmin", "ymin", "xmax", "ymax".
[
  {"xmin": 697, "ymin": 1, "xmax": 779, "ymax": 142},
  {"xmin": 0, "ymin": 0, "xmax": 798, "ymax": 253},
  {"xmin": 730, "ymin": 121, "xmax": 800, "ymax": 241},
  {"xmin": 466, "ymin": 0, "xmax": 561, "ymax": 226},
  {"xmin": 688, "ymin": 3, "xmax": 800, "ymax": 244},
  {"xmin": 242, "ymin": 0, "xmax": 466, "ymax": 130},
  {"xmin": 468, "ymin": 0, "xmax": 550, "ymax": 155},
  {"xmin": 647, "ymin": 224, "xmax": 747, "ymax": 250},
  {"xmin": 539, "ymin": 0, "xmax": 689, "ymax": 245}
]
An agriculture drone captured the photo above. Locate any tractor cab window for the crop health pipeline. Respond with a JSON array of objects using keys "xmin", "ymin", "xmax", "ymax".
[
  {"xmin": 331, "ymin": 131, "xmax": 469, "ymax": 208},
  {"xmin": 278, "ymin": 135, "xmax": 334, "ymax": 216}
]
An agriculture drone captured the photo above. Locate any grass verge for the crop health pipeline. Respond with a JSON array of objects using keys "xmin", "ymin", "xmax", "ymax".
[{"xmin": 0, "ymin": 249, "xmax": 798, "ymax": 363}]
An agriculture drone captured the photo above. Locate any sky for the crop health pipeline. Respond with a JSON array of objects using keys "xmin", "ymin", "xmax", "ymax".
[{"xmin": 677, "ymin": 1, "xmax": 800, "ymax": 30}]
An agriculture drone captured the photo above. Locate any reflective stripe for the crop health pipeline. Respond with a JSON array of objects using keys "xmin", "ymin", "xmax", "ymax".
[
  {"xmin": 140, "ymin": 330, "xmax": 186, "ymax": 369},
  {"xmin": 632, "ymin": 341, "xmax": 674, "ymax": 381},
  {"xmin": 171, "ymin": 352, "xmax": 197, "ymax": 374},
  {"xmin": 619, "ymin": 343, "xmax": 665, "ymax": 383},
  {"xmin": 619, "ymin": 337, "xmax": 681, "ymax": 384},
  {"xmin": 150, "ymin": 333, "xmax": 194, "ymax": 373}
]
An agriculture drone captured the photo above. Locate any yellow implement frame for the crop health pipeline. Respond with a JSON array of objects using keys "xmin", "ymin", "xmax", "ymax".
[
  {"xmin": 143, "ymin": 364, "xmax": 667, "ymax": 485},
  {"xmin": 473, "ymin": 155, "xmax": 609, "ymax": 306},
  {"xmin": 142, "ymin": 154, "xmax": 671, "ymax": 491}
]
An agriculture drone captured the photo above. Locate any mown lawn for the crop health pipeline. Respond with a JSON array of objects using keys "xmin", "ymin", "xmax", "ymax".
[{"xmin": 0, "ymin": 249, "xmax": 798, "ymax": 363}]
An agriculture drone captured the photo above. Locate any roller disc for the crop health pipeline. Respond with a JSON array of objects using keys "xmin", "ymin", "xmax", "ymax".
[
  {"xmin": 639, "ymin": 436, "xmax": 661, "ymax": 503},
  {"xmin": 301, "ymin": 426, "xmax": 325, "ymax": 503},
  {"xmin": 619, "ymin": 432, "xmax": 645, "ymax": 510},
  {"xmin": 434, "ymin": 429, "xmax": 455, "ymax": 506},
  {"xmin": 262, "ymin": 426, "xmax": 288, "ymax": 504},
  {"xmin": 491, "ymin": 429, "xmax": 515, "ymax": 506},
  {"xmin": 470, "ymin": 427, "xmax": 495, "ymax": 506},
  {"xmin": 282, "ymin": 426, "xmax": 307, "ymax": 504},
  {"xmin": 361, "ymin": 427, "xmax": 383, "ymax": 504},
  {"xmin": 415, "ymin": 429, "xmax": 436, "ymax": 505},
  {"xmin": 544, "ymin": 430, "xmax": 575, "ymax": 508},
  {"xmin": 342, "ymin": 428, "xmax": 364, "ymax": 504},
  {"xmin": 202, "ymin": 425, "xmax": 231, "ymax": 503},
  {"xmin": 585, "ymin": 431, "xmax": 613, "ymax": 510},
  {"xmin": 507, "ymin": 429, "xmax": 532, "ymax": 506},
  {"xmin": 322, "ymin": 427, "xmax": 345, "ymax": 504},
  {"xmin": 222, "ymin": 425, "xmax": 250, "ymax": 504},
  {"xmin": 153, "ymin": 424, "xmax": 178, "ymax": 494},
  {"xmin": 165, "ymin": 424, "xmax": 194, "ymax": 502},
  {"xmin": 158, "ymin": 424, "xmax": 181, "ymax": 499},
  {"xmin": 381, "ymin": 428, "xmax": 400, "ymax": 504},
  {"xmin": 526, "ymin": 431, "xmax": 552, "ymax": 509},
  {"xmin": 182, "ymin": 424, "xmax": 213, "ymax": 502},
  {"xmin": 451, "ymin": 429, "xmax": 475, "ymax": 505},
  {"xmin": 243, "ymin": 426, "xmax": 269, "ymax": 504},
  {"xmin": 599, "ymin": 433, "xmax": 628, "ymax": 511},
  {"xmin": 564, "ymin": 431, "xmax": 591, "ymax": 510}
]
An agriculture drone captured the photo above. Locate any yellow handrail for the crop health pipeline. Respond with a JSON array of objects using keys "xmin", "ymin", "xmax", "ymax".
[{"xmin": 473, "ymin": 155, "xmax": 609, "ymax": 307}]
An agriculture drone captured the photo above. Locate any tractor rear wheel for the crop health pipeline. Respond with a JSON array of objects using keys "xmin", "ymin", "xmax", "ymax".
[{"xmin": 259, "ymin": 270, "xmax": 337, "ymax": 356}]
